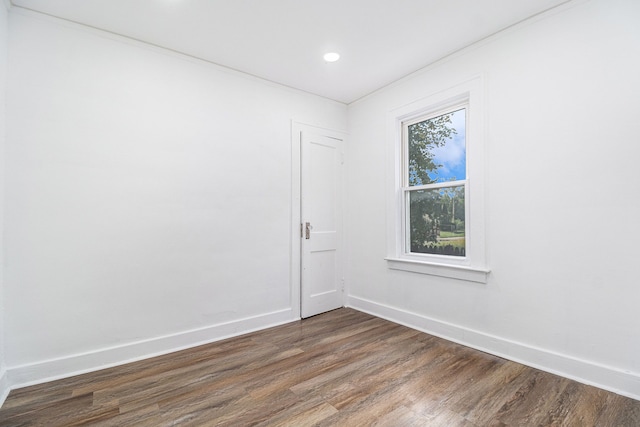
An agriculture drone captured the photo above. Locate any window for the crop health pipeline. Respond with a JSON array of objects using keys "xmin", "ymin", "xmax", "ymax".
[
  {"xmin": 404, "ymin": 106, "xmax": 467, "ymax": 257},
  {"xmin": 386, "ymin": 78, "xmax": 488, "ymax": 283}
]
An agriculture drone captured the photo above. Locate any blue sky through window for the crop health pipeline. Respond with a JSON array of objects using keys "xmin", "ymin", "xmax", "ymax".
[{"xmin": 429, "ymin": 108, "xmax": 466, "ymax": 182}]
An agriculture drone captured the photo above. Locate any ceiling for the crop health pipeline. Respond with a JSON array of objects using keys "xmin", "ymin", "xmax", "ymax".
[{"xmin": 11, "ymin": 0, "xmax": 571, "ymax": 104}]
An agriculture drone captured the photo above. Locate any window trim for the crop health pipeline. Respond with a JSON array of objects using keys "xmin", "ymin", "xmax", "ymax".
[{"xmin": 385, "ymin": 77, "xmax": 489, "ymax": 283}]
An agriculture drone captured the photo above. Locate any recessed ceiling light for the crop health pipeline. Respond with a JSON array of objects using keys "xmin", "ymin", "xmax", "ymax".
[{"xmin": 323, "ymin": 52, "xmax": 340, "ymax": 63}]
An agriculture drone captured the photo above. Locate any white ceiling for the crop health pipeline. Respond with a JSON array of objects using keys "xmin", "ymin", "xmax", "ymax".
[{"xmin": 11, "ymin": 0, "xmax": 570, "ymax": 104}]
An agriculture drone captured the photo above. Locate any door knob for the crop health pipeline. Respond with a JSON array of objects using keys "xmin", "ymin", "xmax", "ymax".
[{"xmin": 305, "ymin": 222, "xmax": 311, "ymax": 239}]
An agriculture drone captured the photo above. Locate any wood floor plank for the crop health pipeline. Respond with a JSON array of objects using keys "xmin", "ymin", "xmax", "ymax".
[
  {"xmin": 1, "ymin": 308, "xmax": 639, "ymax": 426},
  {"xmin": 373, "ymin": 405, "xmax": 432, "ymax": 427},
  {"xmin": 596, "ymin": 393, "xmax": 640, "ymax": 426},
  {"xmin": 448, "ymin": 361, "xmax": 531, "ymax": 425},
  {"xmin": 493, "ymin": 370, "xmax": 572, "ymax": 425}
]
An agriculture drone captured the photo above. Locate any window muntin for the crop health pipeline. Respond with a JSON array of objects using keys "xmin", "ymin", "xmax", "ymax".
[{"xmin": 403, "ymin": 106, "xmax": 467, "ymax": 257}]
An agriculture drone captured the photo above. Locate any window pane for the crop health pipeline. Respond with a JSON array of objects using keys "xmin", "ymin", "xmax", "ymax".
[
  {"xmin": 407, "ymin": 185, "xmax": 465, "ymax": 256},
  {"xmin": 407, "ymin": 108, "xmax": 466, "ymax": 186}
]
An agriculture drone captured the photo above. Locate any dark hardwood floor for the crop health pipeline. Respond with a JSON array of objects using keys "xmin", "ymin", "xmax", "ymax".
[{"xmin": 1, "ymin": 308, "xmax": 638, "ymax": 426}]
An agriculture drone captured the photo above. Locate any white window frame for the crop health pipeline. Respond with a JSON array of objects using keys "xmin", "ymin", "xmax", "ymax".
[
  {"xmin": 385, "ymin": 77, "xmax": 489, "ymax": 283},
  {"xmin": 402, "ymin": 104, "xmax": 469, "ymax": 259}
]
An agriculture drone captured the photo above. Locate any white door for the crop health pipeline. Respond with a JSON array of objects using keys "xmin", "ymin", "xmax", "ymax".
[{"xmin": 300, "ymin": 131, "xmax": 344, "ymax": 318}]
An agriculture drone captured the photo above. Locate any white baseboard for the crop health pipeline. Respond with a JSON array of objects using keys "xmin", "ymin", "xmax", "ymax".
[
  {"xmin": 346, "ymin": 295, "xmax": 640, "ymax": 401},
  {"xmin": 6, "ymin": 308, "xmax": 297, "ymax": 393},
  {"xmin": 0, "ymin": 367, "xmax": 9, "ymax": 408}
]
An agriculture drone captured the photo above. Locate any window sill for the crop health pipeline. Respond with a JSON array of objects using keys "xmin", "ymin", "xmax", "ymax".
[{"xmin": 385, "ymin": 257, "xmax": 490, "ymax": 283}]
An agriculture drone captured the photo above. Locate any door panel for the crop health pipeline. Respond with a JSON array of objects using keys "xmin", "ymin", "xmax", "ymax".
[{"xmin": 301, "ymin": 131, "xmax": 343, "ymax": 318}]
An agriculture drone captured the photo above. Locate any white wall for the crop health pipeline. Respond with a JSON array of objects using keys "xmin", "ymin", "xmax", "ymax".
[
  {"xmin": 346, "ymin": 0, "xmax": 640, "ymax": 399},
  {"xmin": 0, "ymin": 0, "xmax": 8, "ymax": 406},
  {"xmin": 4, "ymin": 9, "xmax": 345, "ymax": 386}
]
